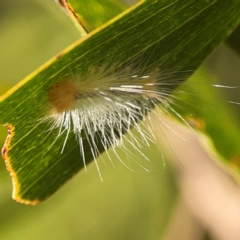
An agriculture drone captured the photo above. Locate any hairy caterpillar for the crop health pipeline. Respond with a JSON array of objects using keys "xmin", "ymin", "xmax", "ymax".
[
  {"xmin": 45, "ymin": 65, "xmax": 167, "ymax": 177},
  {"xmin": 43, "ymin": 62, "xmax": 240, "ymax": 179}
]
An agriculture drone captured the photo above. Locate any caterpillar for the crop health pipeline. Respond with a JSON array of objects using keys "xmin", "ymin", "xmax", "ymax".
[{"xmin": 43, "ymin": 62, "xmax": 239, "ymax": 179}]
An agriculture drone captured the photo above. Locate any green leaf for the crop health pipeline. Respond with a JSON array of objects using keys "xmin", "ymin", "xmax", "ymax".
[
  {"xmin": 0, "ymin": 0, "xmax": 240, "ymax": 204},
  {"xmin": 64, "ymin": 0, "xmax": 129, "ymax": 32},
  {"xmin": 172, "ymin": 67, "xmax": 240, "ymax": 161}
]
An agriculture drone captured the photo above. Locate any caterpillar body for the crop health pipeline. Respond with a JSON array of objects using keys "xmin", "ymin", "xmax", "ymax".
[
  {"xmin": 45, "ymin": 65, "xmax": 186, "ymax": 177},
  {"xmin": 44, "ymin": 63, "xmax": 239, "ymax": 179}
]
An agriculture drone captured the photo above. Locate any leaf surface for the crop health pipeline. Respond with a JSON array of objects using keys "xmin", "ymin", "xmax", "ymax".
[
  {"xmin": 56, "ymin": 0, "xmax": 128, "ymax": 35},
  {"xmin": 0, "ymin": 0, "xmax": 240, "ymax": 204}
]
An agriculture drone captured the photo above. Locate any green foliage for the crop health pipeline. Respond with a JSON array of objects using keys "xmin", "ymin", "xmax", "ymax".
[
  {"xmin": 66, "ymin": 0, "xmax": 129, "ymax": 31},
  {"xmin": 173, "ymin": 68, "xmax": 240, "ymax": 160},
  {"xmin": 0, "ymin": 0, "xmax": 240, "ymax": 206}
]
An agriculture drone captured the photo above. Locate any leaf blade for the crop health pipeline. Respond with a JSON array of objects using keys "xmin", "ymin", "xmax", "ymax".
[{"xmin": 0, "ymin": 0, "xmax": 240, "ymax": 203}]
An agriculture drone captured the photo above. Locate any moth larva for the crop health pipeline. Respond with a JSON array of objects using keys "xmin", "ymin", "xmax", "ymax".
[
  {"xmin": 45, "ymin": 65, "xmax": 173, "ymax": 177},
  {"xmin": 45, "ymin": 63, "xmax": 239, "ymax": 178}
]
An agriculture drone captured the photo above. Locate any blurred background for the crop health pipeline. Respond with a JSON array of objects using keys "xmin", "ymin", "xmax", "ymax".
[{"xmin": 0, "ymin": 0, "xmax": 240, "ymax": 239}]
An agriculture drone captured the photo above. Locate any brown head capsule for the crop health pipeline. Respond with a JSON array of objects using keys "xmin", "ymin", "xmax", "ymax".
[{"xmin": 48, "ymin": 81, "xmax": 77, "ymax": 113}]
